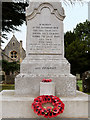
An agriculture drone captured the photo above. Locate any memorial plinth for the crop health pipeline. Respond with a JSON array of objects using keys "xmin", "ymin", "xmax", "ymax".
[{"xmin": 0, "ymin": 90, "xmax": 89, "ymax": 118}]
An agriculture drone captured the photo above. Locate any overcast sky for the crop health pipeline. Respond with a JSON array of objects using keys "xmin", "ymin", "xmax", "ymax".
[{"xmin": 2, "ymin": 2, "xmax": 89, "ymax": 50}]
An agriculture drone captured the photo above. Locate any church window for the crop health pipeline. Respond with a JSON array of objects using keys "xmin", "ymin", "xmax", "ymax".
[
  {"xmin": 12, "ymin": 42, "xmax": 15, "ymax": 46},
  {"xmin": 10, "ymin": 51, "xmax": 18, "ymax": 59}
]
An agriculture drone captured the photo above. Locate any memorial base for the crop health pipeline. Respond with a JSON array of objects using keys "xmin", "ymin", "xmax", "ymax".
[
  {"xmin": 15, "ymin": 74, "xmax": 76, "ymax": 97},
  {"xmin": 0, "ymin": 90, "xmax": 89, "ymax": 119}
]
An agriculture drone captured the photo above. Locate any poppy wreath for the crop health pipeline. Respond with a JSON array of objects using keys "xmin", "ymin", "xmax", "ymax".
[
  {"xmin": 42, "ymin": 79, "xmax": 52, "ymax": 82},
  {"xmin": 32, "ymin": 95, "xmax": 65, "ymax": 118}
]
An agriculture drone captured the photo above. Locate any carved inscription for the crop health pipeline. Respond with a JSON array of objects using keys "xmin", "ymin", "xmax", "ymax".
[
  {"xmin": 29, "ymin": 23, "xmax": 61, "ymax": 53},
  {"xmin": 35, "ymin": 67, "xmax": 56, "ymax": 69}
]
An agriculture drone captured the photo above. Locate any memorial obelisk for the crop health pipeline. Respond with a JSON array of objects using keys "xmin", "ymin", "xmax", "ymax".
[{"xmin": 15, "ymin": 0, "xmax": 76, "ymax": 97}]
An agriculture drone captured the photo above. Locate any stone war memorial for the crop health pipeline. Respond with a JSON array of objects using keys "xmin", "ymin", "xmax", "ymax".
[{"xmin": 0, "ymin": 0, "xmax": 89, "ymax": 119}]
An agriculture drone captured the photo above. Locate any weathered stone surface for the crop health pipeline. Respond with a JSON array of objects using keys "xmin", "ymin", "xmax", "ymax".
[
  {"xmin": 15, "ymin": 74, "xmax": 76, "ymax": 97},
  {"xmin": 0, "ymin": 90, "xmax": 89, "ymax": 118},
  {"xmin": 20, "ymin": 58, "xmax": 70, "ymax": 75},
  {"xmin": 26, "ymin": 4, "xmax": 65, "ymax": 56},
  {"xmin": 40, "ymin": 82, "xmax": 55, "ymax": 95},
  {"xmin": 15, "ymin": 1, "xmax": 76, "ymax": 97}
]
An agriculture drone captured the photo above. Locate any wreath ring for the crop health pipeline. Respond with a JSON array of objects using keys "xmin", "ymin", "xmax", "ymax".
[{"xmin": 32, "ymin": 95, "xmax": 65, "ymax": 118}]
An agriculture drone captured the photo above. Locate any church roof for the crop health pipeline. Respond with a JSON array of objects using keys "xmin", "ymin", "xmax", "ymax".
[{"xmin": 3, "ymin": 35, "xmax": 25, "ymax": 52}]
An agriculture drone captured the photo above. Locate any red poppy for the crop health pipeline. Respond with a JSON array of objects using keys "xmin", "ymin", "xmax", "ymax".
[
  {"xmin": 43, "ymin": 95, "xmax": 51, "ymax": 103},
  {"xmin": 34, "ymin": 98, "xmax": 40, "ymax": 103},
  {"xmin": 31, "ymin": 103, "xmax": 35, "ymax": 109},
  {"xmin": 48, "ymin": 112, "xmax": 54, "ymax": 118},
  {"xmin": 53, "ymin": 108, "xmax": 59, "ymax": 113},
  {"xmin": 34, "ymin": 108, "xmax": 39, "ymax": 114},
  {"xmin": 60, "ymin": 103, "xmax": 65, "ymax": 113},
  {"xmin": 42, "ymin": 79, "xmax": 52, "ymax": 82},
  {"xmin": 44, "ymin": 112, "xmax": 50, "ymax": 118},
  {"xmin": 56, "ymin": 103, "xmax": 61, "ymax": 109},
  {"xmin": 46, "ymin": 106, "xmax": 52, "ymax": 112}
]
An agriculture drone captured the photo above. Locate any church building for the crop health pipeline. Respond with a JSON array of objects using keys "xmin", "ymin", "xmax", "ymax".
[
  {"xmin": 2, "ymin": 35, "xmax": 26, "ymax": 63},
  {"xmin": 0, "ymin": 35, "xmax": 26, "ymax": 84}
]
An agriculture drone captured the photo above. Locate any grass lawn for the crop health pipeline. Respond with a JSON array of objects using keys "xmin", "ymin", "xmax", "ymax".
[
  {"xmin": 77, "ymin": 80, "xmax": 83, "ymax": 91},
  {"xmin": 0, "ymin": 84, "xmax": 15, "ymax": 92},
  {"xmin": 77, "ymin": 80, "xmax": 90, "ymax": 95}
]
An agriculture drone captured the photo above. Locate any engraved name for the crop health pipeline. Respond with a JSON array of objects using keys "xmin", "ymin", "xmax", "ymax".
[{"xmin": 35, "ymin": 67, "xmax": 56, "ymax": 69}]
